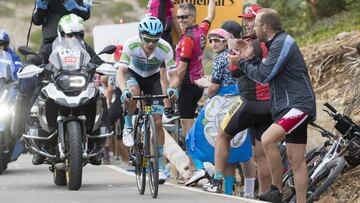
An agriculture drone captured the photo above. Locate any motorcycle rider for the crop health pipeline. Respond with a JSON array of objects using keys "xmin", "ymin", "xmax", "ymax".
[
  {"xmin": 0, "ymin": 29, "xmax": 25, "ymax": 174},
  {"xmin": 12, "ymin": 14, "xmax": 106, "ymax": 166},
  {"xmin": 0, "ymin": 29, "xmax": 22, "ymax": 81},
  {"xmin": 11, "ymin": 0, "xmax": 92, "ymax": 143}
]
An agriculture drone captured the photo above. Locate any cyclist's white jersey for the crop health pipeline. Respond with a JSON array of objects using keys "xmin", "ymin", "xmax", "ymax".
[{"xmin": 118, "ymin": 36, "xmax": 176, "ymax": 78}]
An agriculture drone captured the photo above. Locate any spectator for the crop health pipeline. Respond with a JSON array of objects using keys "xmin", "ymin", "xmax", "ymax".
[
  {"xmin": 175, "ymin": 0, "xmax": 216, "ymax": 173},
  {"xmin": 228, "ymin": 8, "xmax": 316, "ymax": 203}
]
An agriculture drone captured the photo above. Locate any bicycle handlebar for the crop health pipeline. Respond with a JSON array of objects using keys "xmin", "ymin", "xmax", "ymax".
[
  {"xmin": 324, "ymin": 102, "xmax": 337, "ymax": 113},
  {"xmin": 132, "ymin": 94, "xmax": 168, "ymax": 100}
]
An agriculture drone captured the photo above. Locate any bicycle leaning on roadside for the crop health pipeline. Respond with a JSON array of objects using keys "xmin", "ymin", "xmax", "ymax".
[
  {"xmin": 282, "ymin": 102, "xmax": 360, "ymax": 203},
  {"xmin": 129, "ymin": 93, "xmax": 170, "ymax": 199}
]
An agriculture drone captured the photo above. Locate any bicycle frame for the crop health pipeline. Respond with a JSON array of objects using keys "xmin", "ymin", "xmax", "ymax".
[{"xmin": 310, "ymin": 136, "xmax": 344, "ymax": 181}]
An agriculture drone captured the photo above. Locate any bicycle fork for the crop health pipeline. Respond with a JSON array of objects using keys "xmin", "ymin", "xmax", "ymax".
[{"xmin": 310, "ymin": 138, "xmax": 342, "ymax": 181}]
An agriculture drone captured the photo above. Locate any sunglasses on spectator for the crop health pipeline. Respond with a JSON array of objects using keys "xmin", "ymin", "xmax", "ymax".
[
  {"xmin": 141, "ymin": 34, "xmax": 160, "ymax": 43},
  {"xmin": 176, "ymin": 14, "xmax": 193, "ymax": 20},
  {"xmin": 208, "ymin": 37, "xmax": 227, "ymax": 44}
]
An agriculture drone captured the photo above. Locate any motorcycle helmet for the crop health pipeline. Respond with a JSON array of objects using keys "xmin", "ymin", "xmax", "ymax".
[
  {"xmin": 138, "ymin": 16, "xmax": 163, "ymax": 36},
  {"xmin": 58, "ymin": 14, "xmax": 85, "ymax": 39},
  {"xmin": 0, "ymin": 29, "xmax": 10, "ymax": 49}
]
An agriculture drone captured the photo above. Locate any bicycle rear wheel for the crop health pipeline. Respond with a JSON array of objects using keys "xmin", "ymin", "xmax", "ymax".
[
  {"xmin": 145, "ymin": 115, "xmax": 159, "ymax": 199},
  {"xmin": 133, "ymin": 116, "xmax": 146, "ymax": 195},
  {"xmin": 306, "ymin": 157, "xmax": 345, "ymax": 203}
]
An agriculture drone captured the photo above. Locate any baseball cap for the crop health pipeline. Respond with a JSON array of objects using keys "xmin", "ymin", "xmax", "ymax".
[{"xmin": 238, "ymin": 5, "xmax": 263, "ymax": 19}]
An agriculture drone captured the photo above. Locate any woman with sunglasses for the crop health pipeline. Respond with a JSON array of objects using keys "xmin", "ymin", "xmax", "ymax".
[
  {"xmin": 116, "ymin": 16, "xmax": 179, "ymax": 183},
  {"xmin": 185, "ymin": 28, "xmax": 254, "ymax": 197}
]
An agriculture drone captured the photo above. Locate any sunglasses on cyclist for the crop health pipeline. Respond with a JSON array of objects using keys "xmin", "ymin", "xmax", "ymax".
[
  {"xmin": 176, "ymin": 14, "xmax": 192, "ymax": 20},
  {"xmin": 141, "ymin": 35, "xmax": 160, "ymax": 43},
  {"xmin": 208, "ymin": 37, "xmax": 227, "ymax": 44}
]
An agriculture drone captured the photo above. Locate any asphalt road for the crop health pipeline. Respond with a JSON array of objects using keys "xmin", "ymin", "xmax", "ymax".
[{"xmin": 0, "ymin": 154, "xmax": 263, "ymax": 203}]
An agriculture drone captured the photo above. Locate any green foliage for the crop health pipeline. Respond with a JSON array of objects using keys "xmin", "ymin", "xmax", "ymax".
[
  {"xmin": 256, "ymin": 0, "xmax": 360, "ymax": 47},
  {"xmin": 296, "ymin": 9, "xmax": 360, "ymax": 46},
  {"xmin": 316, "ymin": 0, "xmax": 346, "ymax": 18},
  {"xmin": 29, "ymin": 30, "xmax": 42, "ymax": 51},
  {"xmin": 92, "ymin": 2, "xmax": 135, "ymax": 23},
  {"xmin": 138, "ymin": 0, "xmax": 149, "ymax": 8},
  {"xmin": 11, "ymin": 0, "xmax": 33, "ymax": 4},
  {"xmin": 257, "ymin": 0, "xmax": 314, "ymax": 37}
]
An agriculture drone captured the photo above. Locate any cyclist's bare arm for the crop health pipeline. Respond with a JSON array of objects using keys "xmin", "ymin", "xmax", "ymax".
[
  {"xmin": 204, "ymin": 0, "xmax": 216, "ymax": 23},
  {"xmin": 116, "ymin": 64, "xmax": 128, "ymax": 92}
]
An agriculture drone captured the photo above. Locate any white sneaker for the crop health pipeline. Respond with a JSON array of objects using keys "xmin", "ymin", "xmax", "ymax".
[
  {"xmin": 159, "ymin": 169, "xmax": 167, "ymax": 184},
  {"xmin": 184, "ymin": 169, "xmax": 207, "ymax": 186},
  {"xmin": 162, "ymin": 114, "xmax": 180, "ymax": 124},
  {"xmin": 122, "ymin": 128, "xmax": 134, "ymax": 147}
]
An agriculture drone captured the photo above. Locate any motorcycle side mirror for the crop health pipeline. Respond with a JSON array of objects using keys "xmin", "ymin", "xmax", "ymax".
[
  {"xmin": 96, "ymin": 63, "xmax": 117, "ymax": 76},
  {"xmin": 18, "ymin": 46, "xmax": 37, "ymax": 56},
  {"xmin": 98, "ymin": 45, "xmax": 116, "ymax": 55},
  {"xmin": 17, "ymin": 65, "xmax": 44, "ymax": 79}
]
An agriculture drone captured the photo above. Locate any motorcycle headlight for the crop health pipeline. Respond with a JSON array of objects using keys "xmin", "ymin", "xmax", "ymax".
[
  {"xmin": 57, "ymin": 75, "xmax": 87, "ymax": 90},
  {"xmin": 0, "ymin": 104, "xmax": 12, "ymax": 120}
]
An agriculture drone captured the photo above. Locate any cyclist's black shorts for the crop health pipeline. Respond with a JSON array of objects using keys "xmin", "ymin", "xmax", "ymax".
[
  {"xmin": 126, "ymin": 69, "xmax": 164, "ymax": 114},
  {"xmin": 221, "ymin": 96, "xmax": 272, "ymax": 146},
  {"xmin": 275, "ymin": 108, "xmax": 309, "ymax": 144},
  {"xmin": 178, "ymin": 83, "xmax": 203, "ymax": 119}
]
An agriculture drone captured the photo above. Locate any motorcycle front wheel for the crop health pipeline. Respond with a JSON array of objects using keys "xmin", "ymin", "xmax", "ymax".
[{"xmin": 65, "ymin": 121, "xmax": 83, "ymax": 190}]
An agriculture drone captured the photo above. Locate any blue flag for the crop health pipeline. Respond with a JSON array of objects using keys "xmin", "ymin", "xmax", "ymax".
[{"xmin": 186, "ymin": 85, "xmax": 252, "ymax": 164}]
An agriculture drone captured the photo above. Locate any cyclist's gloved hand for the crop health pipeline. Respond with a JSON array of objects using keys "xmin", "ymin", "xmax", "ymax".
[
  {"xmin": 120, "ymin": 89, "xmax": 131, "ymax": 103},
  {"xmin": 63, "ymin": 0, "xmax": 91, "ymax": 12},
  {"xmin": 166, "ymin": 87, "xmax": 178, "ymax": 100},
  {"xmin": 36, "ymin": 0, "xmax": 49, "ymax": 10}
]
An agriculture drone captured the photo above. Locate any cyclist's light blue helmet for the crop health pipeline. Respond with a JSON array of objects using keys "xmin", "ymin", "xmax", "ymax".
[
  {"xmin": 0, "ymin": 29, "xmax": 10, "ymax": 48},
  {"xmin": 138, "ymin": 16, "xmax": 163, "ymax": 36}
]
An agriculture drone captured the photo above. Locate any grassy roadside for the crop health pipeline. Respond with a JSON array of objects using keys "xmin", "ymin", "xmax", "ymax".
[{"xmin": 295, "ymin": 8, "xmax": 360, "ymax": 47}]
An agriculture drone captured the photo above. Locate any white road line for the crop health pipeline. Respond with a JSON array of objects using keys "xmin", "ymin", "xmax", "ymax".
[{"xmin": 105, "ymin": 165, "xmax": 264, "ymax": 203}]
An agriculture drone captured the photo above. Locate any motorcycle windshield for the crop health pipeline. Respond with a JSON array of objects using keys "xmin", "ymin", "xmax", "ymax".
[
  {"xmin": 49, "ymin": 37, "xmax": 91, "ymax": 71},
  {"xmin": 0, "ymin": 50, "xmax": 14, "ymax": 81}
]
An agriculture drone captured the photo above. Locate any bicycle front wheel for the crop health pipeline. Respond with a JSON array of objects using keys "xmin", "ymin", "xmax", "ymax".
[
  {"xmin": 145, "ymin": 115, "xmax": 159, "ymax": 199},
  {"xmin": 282, "ymin": 146, "xmax": 325, "ymax": 202},
  {"xmin": 133, "ymin": 115, "xmax": 146, "ymax": 195},
  {"xmin": 306, "ymin": 156, "xmax": 346, "ymax": 203}
]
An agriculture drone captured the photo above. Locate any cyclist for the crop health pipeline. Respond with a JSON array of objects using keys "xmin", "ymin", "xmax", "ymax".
[
  {"xmin": 116, "ymin": 16, "xmax": 179, "ymax": 182},
  {"xmin": 229, "ymin": 9, "xmax": 316, "ymax": 203}
]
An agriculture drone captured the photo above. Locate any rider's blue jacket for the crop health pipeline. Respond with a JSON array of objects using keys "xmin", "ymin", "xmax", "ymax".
[{"xmin": 5, "ymin": 47, "xmax": 22, "ymax": 80}]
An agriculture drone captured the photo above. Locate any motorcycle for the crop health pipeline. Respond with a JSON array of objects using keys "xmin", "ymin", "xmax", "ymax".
[
  {"xmin": 17, "ymin": 37, "xmax": 117, "ymax": 190},
  {"xmin": 0, "ymin": 50, "xmax": 25, "ymax": 175}
]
